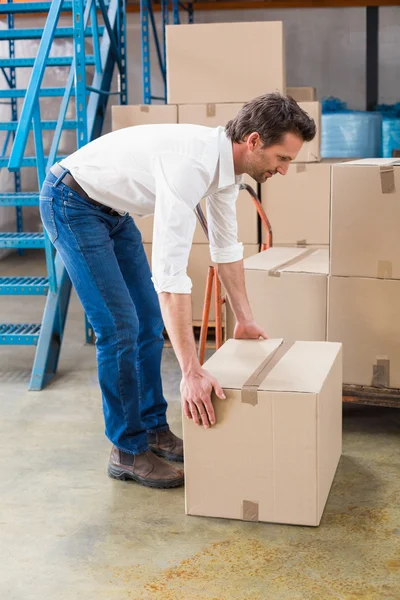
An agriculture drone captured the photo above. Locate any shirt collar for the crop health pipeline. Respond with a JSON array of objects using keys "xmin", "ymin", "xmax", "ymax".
[{"xmin": 217, "ymin": 128, "xmax": 237, "ymax": 189}]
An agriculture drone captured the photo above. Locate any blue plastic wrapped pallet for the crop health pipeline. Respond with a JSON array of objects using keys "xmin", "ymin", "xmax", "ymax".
[
  {"xmin": 382, "ymin": 118, "xmax": 400, "ymax": 157},
  {"xmin": 374, "ymin": 104, "xmax": 400, "ymax": 158},
  {"xmin": 321, "ymin": 98, "xmax": 382, "ymax": 158}
]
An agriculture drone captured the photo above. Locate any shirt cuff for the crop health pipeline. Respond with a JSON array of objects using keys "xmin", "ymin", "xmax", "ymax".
[
  {"xmin": 151, "ymin": 273, "xmax": 193, "ymax": 294},
  {"xmin": 210, "ymin": 242, "xmax": 244, "ymax": 264}
]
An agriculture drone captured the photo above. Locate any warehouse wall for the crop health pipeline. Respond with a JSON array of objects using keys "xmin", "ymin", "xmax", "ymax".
[{"xmin": 114, "ymin": 6, "xmax": 400, "ymax": 116}]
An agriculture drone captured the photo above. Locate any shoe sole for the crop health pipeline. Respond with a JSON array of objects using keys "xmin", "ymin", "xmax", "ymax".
[
  {"xmin": 150, "ymin": 446, "xmax": 184, "ymax": 463},
  {"xmin": 108, "ymin": 465, "xmax": 184, "ymax": 489}
]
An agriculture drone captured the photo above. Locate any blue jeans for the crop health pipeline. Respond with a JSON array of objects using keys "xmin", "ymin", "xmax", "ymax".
[{"xmin": 39, "ymin": 169, "xmax": 169, "ymax": 455}]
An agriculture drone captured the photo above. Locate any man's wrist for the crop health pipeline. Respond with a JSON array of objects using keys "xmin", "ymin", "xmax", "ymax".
[{"xmin": 181, "ymin": 356, "xmax": 202, "ymax": 377}]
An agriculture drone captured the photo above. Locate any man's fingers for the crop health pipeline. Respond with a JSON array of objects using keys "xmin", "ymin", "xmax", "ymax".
[
  {"xmin": 197, "ymin": 405, "xmax": 211, "ymax": 429},
  {"xmin": 189, "ymin": 402, "xmax": 201, "ymax": 426},
  {"xmin": 183, "ymin": 401, "xmax": 192, "ymax": 420},
  {"xmin": 212, "ymin": 378, "xmax": 226, "ymax": 400},
  {"xmin": 201, "ymin": 395, "xmax": 216, "ymax": 427},
  {"xmin": 258, "ymin": 328, "xmax": 269, "ymax": 340}
]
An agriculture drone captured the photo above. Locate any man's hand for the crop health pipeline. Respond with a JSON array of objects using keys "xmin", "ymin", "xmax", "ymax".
[
  {"xmin": 234, "ymin": 320, "xmax": 268, "ymax": 340},
  {"xmin": 181, "ymin": 368, "xmax": 226, "ymax": 429}
]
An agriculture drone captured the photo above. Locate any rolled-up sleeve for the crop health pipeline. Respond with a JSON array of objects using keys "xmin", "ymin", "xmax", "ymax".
[
  {"xmin": 206, "ymin": 185, "xmax": 244, "ymax": 263},
  {"xmin": 151, "ymin": 153, "xmax": 211, "ymax": 294}
]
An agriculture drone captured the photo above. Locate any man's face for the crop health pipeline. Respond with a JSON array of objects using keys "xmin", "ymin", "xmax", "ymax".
[{"xmin": 243, "ymin": 132, "xmax": 304, "ymax": 183}]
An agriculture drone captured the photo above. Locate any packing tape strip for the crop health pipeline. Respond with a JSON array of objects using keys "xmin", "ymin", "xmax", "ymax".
[
  {"xmin": 377, "ymin": 260, "xmax": 392, "ymax": 279},
  {"xmin": 380, "ymin": 166, "xmax": 395, "ymax": 194},
  {"xmin": 206, "ymin": 103, "xmax": 216, "ymax": 117},
  {"xmin": 371, "ymin": 358, "xmax": 390, "ymax": 388},
  {"xmin": 242, "ymin": 500, "xmax": 259, "ymax": 522},
  {"xmin": 241, "ymin": 342, "xmax": 290, "ymax": 406},
  {"xmin": 140, "ymin": 105, "xmax": 150, "ymax": 113},
  {"xmin": 296, "ymin": 164, "xmax": 306, "ymax": 173},
  {"xmin": 268, "ymin": 247, "xmax": 315, "ymax": 278},
  {"xmin": 297, "ymin": 239, "xmax": 307, "ymax": 247}
]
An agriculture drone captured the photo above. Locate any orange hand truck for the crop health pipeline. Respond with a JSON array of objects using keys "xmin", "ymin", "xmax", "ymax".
[{"xmin": 195, "ymin": 183, "xmax": 272, "ymax": 366}]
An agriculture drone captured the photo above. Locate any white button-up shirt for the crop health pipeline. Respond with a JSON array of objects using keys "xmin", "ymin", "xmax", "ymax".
[{"xmin": 61, "ymin": 124, "xmax": 243, "ymax": 294}]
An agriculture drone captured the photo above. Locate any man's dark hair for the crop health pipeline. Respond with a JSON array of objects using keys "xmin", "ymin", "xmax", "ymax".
[{"xmin": 225, "ymin": 92, "xmax": 316, "ymax": 148}]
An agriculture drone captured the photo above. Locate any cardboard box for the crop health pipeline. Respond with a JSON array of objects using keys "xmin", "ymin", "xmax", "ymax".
[
  {"xmin": 135, "ymin": 175, "xmax": 259, "ymax": 245},
  {"xmin": 330, "ymin": 159, "xmax": 400, "ymax": 279},
  {"xmin": 111, "ymin": 104, "xmax": 177, "ymax": 131},
  {"xmin": 178, "ymin": 103, "xmax": 244, "ymax": 127},
  {"xmin": 328, "ymin": 276, "xmax": 400, "ymax": 388},
  {"xmin": 166, "ymin": 22, "xmax": 285, "ymax": 104},
  {"xmin": 261, "ymin": 160, "xmax": 338, "ymax": 246},
  {"xmin": 184, "ymin": 338, "xmax": 342, "ymax": 526},
  {"xmin": 287, "ymin": 87, "xmax": 316, "ymax": 102},
  {"xmin": 226, "ymin": 247, "xmax": 328, "ymax": 340},
  {"xmin": 293, "ymin": 102, "xmax": 321, "ymax": 163},
  {"xmin": 144, "ymin": 243, "xmax": 260, "ymax": 322}
]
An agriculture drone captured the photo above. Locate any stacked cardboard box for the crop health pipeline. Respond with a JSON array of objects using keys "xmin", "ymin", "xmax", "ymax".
[
  {"xmin": 226, "ymin": 247, "xmax": 329, "ymax": 342},
  {"xmin": 287, "ymin": 87, "xmax": 316, "ymax": 102},
  {"xmin": 328, "ymin": 159, "xmax": 400, "ymax": 389},
  {"xmin": 184, "ymin": 338, "xmax": 342, "ymax": 526},
  {"xmin": 166, "ymin": 22, "xmax": 285, "ymax": 104},
  {"xmin": 111, "ymin": 104, "xmax": 178, "ymax": 129},
  {"xmin": 260, "ymin": 95, "xmax": 324, "ymax": 249},
  {"xmin": 261, "ymin": 160, "xmax": 343, "ymax": 248}
]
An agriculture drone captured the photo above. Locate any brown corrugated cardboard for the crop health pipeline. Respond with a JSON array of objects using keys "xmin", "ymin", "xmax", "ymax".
[
  {"xmin": 261, "ymin": 161, "xmax": 338, "ymax": 246},
  {"xmin": 287, "ymin": 87, "xmax": 316, "ymax": 102},
  {"xmin": 328, "ymin": 275, "xmax": 400, "ymax": 388},
  {"xmin": 111, "ymin": 104, "xmax": 177, "ymax": 131},
  {"xmin": 330, "ymin": 159, "xmax": 400, "ymax": 279},
  {"xmin": 143, "ymin": 243, "xmax": 259, "ymax": 322},
  {"xmin": 166, "ymin": 22, "xmax": 285, "ymax": 104},
  {"xmin": 227, "ymin": 247, "xmax": 328, "ymax": 340},
  {"xmin": 134, "ymin": 176, "xmax": 259, "ymax": 245},
  {"xmin": 184, "ymin": 338, "xmax": 342, "ymax": 526},
  {"xmin": 178, "ymin": 103, "xmax": 244, "ymax": 127},
  {"xmin": 293, "ymin": 102, "xmax": 321, "ymax": 163}
]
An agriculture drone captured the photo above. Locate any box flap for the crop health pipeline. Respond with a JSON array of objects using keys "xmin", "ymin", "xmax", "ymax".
[
  {"xmin": 202, "ymin": 338, "xmax": 283, "ymax": 391},
  {"xmin": 244, "ymin": 247, "xmax": 328, "ymax": 275},
  {"xmin": 336, "ymin": 158, "xmax": 400, "ymax": 167},
  {"xmin": 244, "ymin": 247, "xmax": 307, "ymax": 271},
  {"xmin": 260, "ymin": 341, "xmax": 342, "ymax": 393},
  {"xmin": 283, "ymin": 249, "xmax": 329, "ymax": 275}
]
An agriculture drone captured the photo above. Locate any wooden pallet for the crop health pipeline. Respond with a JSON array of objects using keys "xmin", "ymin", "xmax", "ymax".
[
  {"xmin": 163, "ymin": 320, "xmax": 225, "ymax": 349},
  {"xmin": 343, "ymin": 384, "xmax": 400, "ymax": 408}
]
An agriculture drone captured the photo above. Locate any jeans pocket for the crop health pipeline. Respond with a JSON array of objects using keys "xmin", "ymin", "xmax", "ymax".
[{"xmin": 40, "ymin": 199, "xmax": 58, "ymax": 244}]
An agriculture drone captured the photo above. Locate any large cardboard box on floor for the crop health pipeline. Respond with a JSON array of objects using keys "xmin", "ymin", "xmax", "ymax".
[
  {"xmin": 111, "ymin": 105, "xmax": 178, "ymax": 130},
  {"xmin": 328, "ymin": 276, "xmax": 400, "ymax": 388},
  {"xmin": 226, "ymin": 247, "xmax": 328, "ymax": 341},
  {"xmin": 287, "ymin": 87, "xmax": 316, "ymax": 102},
  {"xmin": 261, "ymin": 161, "xmax": 339, "ymax": 247},
  {"xmin": 135, "ymin": 176, "xmax": 259, "ymax": 246},
  {"xmin": 331, "ymin": 159, "xmax": 400, "ymax": 279},
  {"xmin": 166, "ymin": 22, "xmax": 285, "ymax": 104},
  {"xmin": 184, "ymin": 338, "xmax": 342, "ymax": 526},
  {"xmin": 292, "ymin": 102, "xmax": 321, "ymax": 163},
  {"xmin": 144, "ymin": 243, "xmax": 259, "ymax": 322}
]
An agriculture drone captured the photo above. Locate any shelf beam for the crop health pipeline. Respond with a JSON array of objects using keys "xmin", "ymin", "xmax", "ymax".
[{"xmin": 127, "ymin": 1, "xmax": 400, "ymax": 11}]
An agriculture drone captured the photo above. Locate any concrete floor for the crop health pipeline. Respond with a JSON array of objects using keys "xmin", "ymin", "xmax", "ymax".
[{"xmin": 1, "ymin": 250, "xmax": 400, "ymax": 600}]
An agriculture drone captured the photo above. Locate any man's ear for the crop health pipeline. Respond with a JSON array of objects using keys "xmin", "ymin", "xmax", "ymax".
[{"xmin": 247, "ymin": 132, "xmax": 260, "ymax": 152}]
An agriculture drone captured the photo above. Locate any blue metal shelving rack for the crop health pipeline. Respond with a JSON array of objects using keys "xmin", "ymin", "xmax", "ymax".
[
  {"xmin": 140, "ymin": 0, "xmax": 193, "ymax": 104},
  {"xmin": 0, "ymin": 0, "xmax": 127, "ymax": 390}
]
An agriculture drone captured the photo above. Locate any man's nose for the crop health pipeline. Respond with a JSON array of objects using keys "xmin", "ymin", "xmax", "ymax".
[{"xmin": 277, "ymin": 164, "xmax": 289, "ymax": 176}]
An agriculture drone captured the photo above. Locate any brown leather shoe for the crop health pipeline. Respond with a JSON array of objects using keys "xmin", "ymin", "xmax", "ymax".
[
  {"xmin": 108, "ymin": 446, "xmax": 184, "ymax": 489},
  {"xmin": 148, "ymin": 429, "xmax": 184, "ymax": 463}
]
